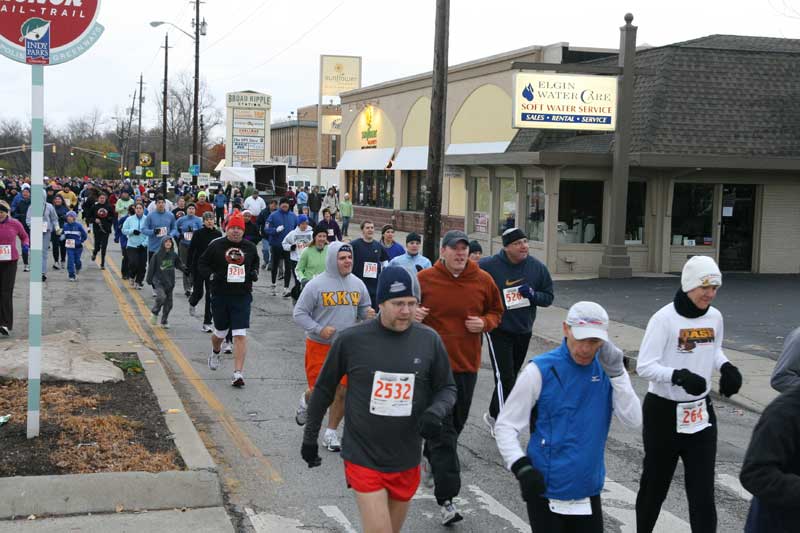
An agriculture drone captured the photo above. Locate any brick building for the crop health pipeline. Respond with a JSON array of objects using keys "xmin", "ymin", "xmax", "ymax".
[{"xmin": 271, "ymin": 104, "xmax": 341, "ymax": 169}]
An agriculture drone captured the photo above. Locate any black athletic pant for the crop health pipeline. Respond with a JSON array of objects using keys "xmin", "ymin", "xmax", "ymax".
[
  {"xmin": 270, "ymin": 245, "xmax": 290, "ymax": 287},
  {"xmin": 51, "ymin": 231, "xmax": 66, "ymax": 263},
  {"xmin": 92, "ymin": 226, "xmax": 109, "ymax": 266},
  {"xmin": 215, "ymin": 207, "xmax": 225, "ymax": 227},
  {"xmin": 527, "ymin": 494, "xmax": 603, "ymax": 533},
  {"xmin": 488, "ymin": 329, "xmax": 532, "ymax": 419},
  {"xmin": 636, "ymin": 392, "xmax": 718, "ymax": 533},
  {"xmin": 120, "ymin": 246, "xmax": 130, "ymax": 278},
  {"xmin": 188, "ymin": 275, "xmax": 213, "ymax": 325},
  {"xmin": 127, "ymin": 246, "xmax": 147, "ymax": 284},
  {"xmin": 0, "ymin": 260, "xmax": 17, "ymax": 330},
  {"xmin": 423, "ymin": 371, "xmax": 477, "ymax": 505}
]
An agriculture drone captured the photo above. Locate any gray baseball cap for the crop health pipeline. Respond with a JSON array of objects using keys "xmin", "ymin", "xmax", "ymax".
[{"xmin": 441, "ymin": 230, "xmax": 470, "ymax": 248}]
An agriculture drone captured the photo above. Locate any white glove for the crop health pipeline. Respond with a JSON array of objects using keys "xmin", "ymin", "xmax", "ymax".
[
  {"xmin": 597, "ymin": 341, "xmax": 625, "ymax": 378},
  {"xmin": 276, "ymin": 225, "xmax": 284, "ymax": 232}
]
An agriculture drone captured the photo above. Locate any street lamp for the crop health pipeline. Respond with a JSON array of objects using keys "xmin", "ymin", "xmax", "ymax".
[{"xmin": 150, "ymin": 5, "xmax": 206, "ymax": 186}]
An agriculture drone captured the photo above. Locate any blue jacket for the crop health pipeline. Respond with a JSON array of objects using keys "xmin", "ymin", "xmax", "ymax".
[
  {"xmin": 265, "ymin": 209, "xmax": 297, "ymax": 246},
  {"xmin": 297, "ymin": 191, "xmax": 308, "ymax": 204},
  {"xmin": 213, "ymin": 193, "xmax": 226, "ymax": 208},
  {"xmin": 175, "ymin": 215, "xmax": 203, "ymax": 245},
  {"xmin": 527, "ymin": 341, "xmax": 612, "ymax": 500},
  {"xmin": 60, "ymin": 221, "xmax": 88, "ymax": 250},
  {"xmin": 141, "ymin": 209, "xmax": 177, "ymax": 252},
  {"xmin": 479, "ymin": 250, "xmax": 554, "ymax": 334},
  {"xmin": 122, "ymin": 213, "xmax": 148, "ymax": 248},
  {"xmin": 389, "ymin": 252, "xmax": 432, "ymax": 272}
]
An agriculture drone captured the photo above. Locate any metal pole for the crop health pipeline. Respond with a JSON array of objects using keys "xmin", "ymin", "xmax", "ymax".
[
  {"xmin": 162, "ymin": 33, "xmax": 169, "ymax": 195},
  {"xmin": 316, "ymin": 56, "xmax": 322, "ymax": 187},
  {"xmin": 123, "ymin": 88, "xmax": 136, "ymax": 176},
  {"xmin": 200, "ymin": 115, "xmax": 204, "ymax": 173},
  {"xmin": 422, "ymin": 0, "xmax": 450, "ymax": 261},
  {"xmin": 137, "ymin": 74, "xmax": 143, "ymax": 172},
  {"xmin": 192, "ymin": 0, "xmax": 200, "ymax": 186},
  {"xmin": 27, "ymin": 64, "xmax": 44, "ymax": 439},
  {"xmin": 296, "ymin": 112, "xmax": 300, "ymax": 172}
]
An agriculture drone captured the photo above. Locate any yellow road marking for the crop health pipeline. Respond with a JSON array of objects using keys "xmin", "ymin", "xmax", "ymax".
[{"xmin": 96, "ymin": 239, "xmax": 283, "ymax": 483}]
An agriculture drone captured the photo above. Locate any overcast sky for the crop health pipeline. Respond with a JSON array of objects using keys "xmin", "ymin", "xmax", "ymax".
[{"xmin": 0, "ymin": 0, "xmax": 796, "ymax": 141}]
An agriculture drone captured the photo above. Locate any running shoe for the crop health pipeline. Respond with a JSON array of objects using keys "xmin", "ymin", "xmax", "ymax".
[
  {"xmin": 0, "ymin": 326, "xmax": 9, "ymax": 336},
  {"xmin": 207, "ymin": 350, "xmax": 220, "ymax": 371},
  {"xmin": 188, "ymin": 305, "xmax": 196, "ymax": 317},
  {"xmin": 52, "ymin": 263, "xmax": 60, "ymax": 270},
  {"xmin": 282, "ymin": 287, "xmax": 292, "ymax": 297},
  {"xmin": 23, "ymin": 265, "xmax": 29, "ymax": 272},
  {"xmin": 68, "ymin": 277, "xmax": 76, "ymax": 282},
  {"xmin": 322, "ymin": 431, "xmax": 342, "ymax": 452},
  {"xmin": 440, "ymin": 500, "xmax": 463, "ymax": 526},
  {"xmin": 202, "ymin": 324, "xmax": 214, "ymax": 333},
  {"xmin": 295, "ymin": 393, "xmax": 308, "ymax": 426},
  {"xmin": 150, "ymin": 313, "xmax": 158, "ymax": 325},
  {"xmin": 222, "ymin": 341, "xmax": 233, "ymax": 354},
  {"xmin": 136, "ymin": 283, "xmax": 144, "ymax": 290},
  {"xmin": 231, "ymin": 371, "xmax": 245, "ymax": 387},
  {"xmin": 160, "ymin": 322, "xmax": 170, "ymax": 329},
  {"xmin": 100, "ymin": 265, "xmax": 105, "ymax": 270},
  {"xmin": 483, "ymin": 412, "xmax": 496, "ymax": 438}
]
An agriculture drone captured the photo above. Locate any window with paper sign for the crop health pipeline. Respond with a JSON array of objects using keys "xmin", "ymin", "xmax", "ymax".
[
  {"xmin": 557, "ymin": 180, "xmax": 603, "ymax": 244},
  {"xmin": 671, "ymin": 183, "xmax": 714, "ymax": 247}
]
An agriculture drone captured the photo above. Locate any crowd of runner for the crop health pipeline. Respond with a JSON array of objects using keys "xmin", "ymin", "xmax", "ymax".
[{"xmin": 0, "ymin": 173, "xmax": 796, "ymax": 533}]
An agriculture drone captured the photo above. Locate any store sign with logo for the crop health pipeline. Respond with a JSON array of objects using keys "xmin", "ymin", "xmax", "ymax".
[
  {"xmin": 360, "ymin": 106, "xmax": 377, "ymax": 149},
  {"xmin": 512, "ymin": 72, "xmax": 616, "ymax": 131},
  {"xmin": 226, "ymin": 91, "xmax": 271, "ymax": 167},
  {"xmin": 0, "ymin": 0, "xmax": 104, "ymax": 65},
  {"xmin": 226, "ymin": 92, "xmax": 271, "ymax": 109},
  {"xmin": 321, "ymin": 55, "xmax": 361, "ymax": 97},
  {"xmin": 320, "ymin": 115, "xmax": 342, "ymax": 136}
]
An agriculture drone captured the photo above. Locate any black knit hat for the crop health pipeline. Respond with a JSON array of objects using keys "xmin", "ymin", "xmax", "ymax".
[
  {"xmin": 406, "ymin": 232, "xmax": 421, "ymax": 244},
  {"xmin": 468, "ymin": 240, "xmax": 482, "ymax": 254},
  {"xmin": 501, "ymin": 227, "xmax": 527, "ymax": 247}
]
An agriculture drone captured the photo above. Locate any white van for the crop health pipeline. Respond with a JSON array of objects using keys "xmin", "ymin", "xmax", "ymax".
[{"xmin": 288, "ymin": 179, "xmax": 311, "ymax": 191}]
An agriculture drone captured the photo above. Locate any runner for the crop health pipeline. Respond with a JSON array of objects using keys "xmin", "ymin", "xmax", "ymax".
[
  {"xmin": 770, "ymin": 326, "xmax": 800, "ymax": 392},
  {"xmin": 11, "ymin": 187, "xmax": 31, "ymax": 271},
  {"xmin": 294, "ymin": 241, "xmax": 374, "ymax": 451},
  {"xmin": 86, "ymin": 192, "xmax": 113, "ymax": 270},
  {"xmin": 350, "ymin": 220, "xmax": 389, "ymax": 311},
  {"xmin": 50, "ymin": 195, "xmax": 68, "ymax": 270},
  {"xmin": 194, "ymin": 191, "xmax": 214, "ymax": 219},
  {"xmin": 243, "ymin": 189, "xmax": 266, "ymax": 217},
  {"xmin": 415, "ymin": 229, "xmax": 504, "ymax": 525},
  {"xmin": 122, "ymin": 203, "xmax": 148, "ymax": 289},
  {"xmin": 175, "ymin": 203, "xmax": 202, "ymax": 297},
  {"xmin": 296, "ymin": 226, "xmax": 329, "ymax": 287},
  {"xmin": 212, "ymin": 188, "xmax": 226, "ymax": 226},
  {"xmin": 265, "ymin": 198, "xmax": 297, "ymax": 296},
  {"xmin": 60, "ymin": 210, "xmax": 87, "ymax": 282},
  {"xmin": 188, "ymin": 211, "xmax": 222, "ymax": 332},
  {"xmin": 315, "ymin": 208, "xmax": 342, "ymax": 242},
  {"xmin": 494, "ymin": 302, "xmax": 642, "ymax": 532},
  {"xmin": 478, "ymin": 227, "xmax": 554, "ymax": 435},
  {"xmin": 388, "ymin": 232, "xmax": 431, "ymax": 272},
  {"xmin": 198, "ymin": 212, "xmax": 259, "ymax": 387},
  {"xmin": 379, "ymin": 224, "xmax": 405, "ymax": 261},
  {"xmin": 468, "ymin": 240, "xmax": 482, "ymax": 262},
  {"xmin": 635, "ymin": 256, "xmax": 743, "ymax": 533},
  {"xmin": 146, "ymin": 237, "xmax": 187, "ymax": 328},
  {"xmin": 339, "ymin": 193, "xmax": 353, "ymax": 237},
  {"xmin": 27, "ymin": 189, "xmax": 60, "ymax": 281},
  {"xmin": 0, "ymin": 200, "xmax": 30, "ymax": 336},
  {"xmin": 141, "ymin": 196, "xmax": 177, "ymax": 295},
  {"xmin": 740, "ymin": 382, "xmax": 800, "ymax": 533},
  {"xmin": 114, "ymin": 189, "xmax": 134, "ymax": 243},
  {"xmin": 257, "ymin": 199, "xmax": 278, "ymax": 270},
  {"xmin": 281, "ymin": 214, "xmax": 314, "ymax": 298},
  {"xmin": 300, "ymin": 266, "xmax": 456, "ymax": 533}
]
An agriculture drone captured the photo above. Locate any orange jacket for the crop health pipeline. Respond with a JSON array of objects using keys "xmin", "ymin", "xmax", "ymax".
[{"xmin": 418, "ymin": 259, "xmax": 504, "ymax": 373}]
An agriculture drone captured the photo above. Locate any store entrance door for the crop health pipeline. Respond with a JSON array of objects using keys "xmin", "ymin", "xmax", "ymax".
[{"xmin": 719, "ymin": 185, "xmax": 756, "ymax": 271}]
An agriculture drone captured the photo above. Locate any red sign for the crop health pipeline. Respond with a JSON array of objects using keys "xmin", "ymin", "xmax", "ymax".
[{"xmin": 0, "ymin": 0, "xmax": 102, "ymax": 65}]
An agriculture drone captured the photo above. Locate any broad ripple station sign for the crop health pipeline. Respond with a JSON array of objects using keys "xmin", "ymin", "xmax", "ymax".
[
  {"xmin": 512, "ymin": 72, "xmax": 617, "ymax": 131},
  {"xmin": 0, "ymin": 0, "xmax": 104, "ymax": 65}
]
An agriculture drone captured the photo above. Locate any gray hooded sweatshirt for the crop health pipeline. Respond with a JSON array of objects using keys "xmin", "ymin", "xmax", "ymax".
[{"xmin": 293, "ymin": 240, "xmax": 372, "ymax": 344}]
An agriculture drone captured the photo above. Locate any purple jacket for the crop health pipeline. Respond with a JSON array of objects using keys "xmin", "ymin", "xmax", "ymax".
[{"xmin": 0, "ymin": 216, "xmax": 29, "ymax": 262}]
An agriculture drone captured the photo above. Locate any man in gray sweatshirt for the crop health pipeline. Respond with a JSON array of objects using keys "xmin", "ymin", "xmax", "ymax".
[
  {"xmin": 293, "ymin": 241, "xmax": 374, "ymax": 451},
  {"xmin": 771, "ymin": 326, "xmax": 800, "ymax": 392}
]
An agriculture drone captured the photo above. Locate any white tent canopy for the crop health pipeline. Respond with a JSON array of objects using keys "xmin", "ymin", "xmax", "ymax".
[
  {"xmin": 220, "ymin": 166, "xmax": 254, "ymax": 183},
  {"xmin": 214, "ymin": 159, "xmax": 226, "ymax": 172}
]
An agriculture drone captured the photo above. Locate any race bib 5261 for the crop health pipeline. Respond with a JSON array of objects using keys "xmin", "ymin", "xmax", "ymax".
[{"xmin": 503, "ymin": 287, "xmax": 530, "ymax": 310}]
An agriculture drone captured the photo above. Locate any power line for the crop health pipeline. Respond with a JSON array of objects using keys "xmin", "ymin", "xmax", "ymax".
[
  {"xmin": 202, "ymin": 0, "xmax": 277, "ymax": 52},
  {"xmin": 210, "ymin": 0, "xmax": 346, "ymax": 83}
]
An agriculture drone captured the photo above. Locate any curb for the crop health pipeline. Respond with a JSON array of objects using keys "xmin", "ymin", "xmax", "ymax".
[{"xmin": 0, "ymin": 346, "xmax": 222, "ymax": 520}]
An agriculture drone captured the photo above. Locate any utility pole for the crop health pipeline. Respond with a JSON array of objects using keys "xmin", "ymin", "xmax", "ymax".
[
  {"xmin": 200, "ymin": 115, "xmax": 205, "ymax": 173},
  {"xmin": 137, "ymin": 74, "xmax": 144, "ymax": 176},
  {"xmin": 422, "ymin": 0, "xmax": 450, "ymax": 261},
  {"xmin": 161, "ymin": 33, "xmax": 170, "ymax": 195},
  {"xmin": 191, "ymin": 0, "xmax": 201, "ymax": 186},
  {"xmin": 122, "ymin": 89, "xmax": 137, "ymax": 178}
]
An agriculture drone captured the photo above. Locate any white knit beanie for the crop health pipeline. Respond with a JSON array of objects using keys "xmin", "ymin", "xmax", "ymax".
[{"xmin": 681, "ymin": 256, "xmax": 722, "ymax": 292}]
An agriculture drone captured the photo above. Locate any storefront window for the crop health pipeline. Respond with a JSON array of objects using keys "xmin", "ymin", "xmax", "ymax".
[
  {"xmin": 406, "ymin": 171, "xmax": 426, "ymax": 211},
  {"xmin": 526, "ymin": 179, "xmax": 545, "ymax": 242},
  {"xmin": 625, "ymin": 181, "xmax": 646, "ymax": 244},
  {"xmin": 557, "ymin": 180, "xmax": 603, "ymax": 244},
  {"xmin": 473, "ymin": 176, "xmax": 490, "ymax": 233},
  {"xmin": 348, "ymin": 170, "xmax": 394, "ymax": 209},
  {"xmin": 671, "ymin": 183, "xmax": 714, "ymax": 246},
  {"xmin": 497, "ymin": 177, "xmax": 516, "ymax": 236}
]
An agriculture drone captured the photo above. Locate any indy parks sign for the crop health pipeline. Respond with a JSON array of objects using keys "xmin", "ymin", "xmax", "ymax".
[{"xmin": 0, "ymin": 0, "xmax": 104, "ymax": 439}]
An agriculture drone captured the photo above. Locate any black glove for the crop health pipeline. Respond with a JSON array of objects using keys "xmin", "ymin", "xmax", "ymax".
[
  {"xmin": 415, "ymin": 264, "xmax": 423, "ymax": 273},
  {"xmin": 719, "ymin": 362, "xmax": 742, "ymax": 397},
  {"xmin": 672, "ymin": 369, "xmax": 707, "ymax": 396},
  {"xmin": 301, "ymin": 442, "xmax": 321, "ymax": 468},
  {"xmin": 132, "ymin": 229, "xmax": 140, "ymax": 235},
  {"xmin": 249, "ymin": 270, "xmax": 258, "ymax": 283},
  {"xmin": 290, "ymin": 244, "xmax": 297, "ymax": 251},
  {"xmin": 418, "ymin": 410, "xmax": 443, "ymax": 440},
  {"xmin": 208, "ymin": 273, "xmax": 216, "ymax": 282},
  {"xmin": 511, "ymin": 457, "xmax": 546, "ymax": 502}
]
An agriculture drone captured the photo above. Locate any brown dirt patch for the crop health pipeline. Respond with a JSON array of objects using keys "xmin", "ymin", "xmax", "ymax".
[{"xmin": 0, "ymin": 353, "xmax": 184, "ymax": 477}]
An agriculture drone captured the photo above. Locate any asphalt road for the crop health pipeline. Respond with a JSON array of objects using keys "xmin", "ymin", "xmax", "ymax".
[
  {"xmin": 553, "ymin": 274, "xmax": 800, "ymax": 360},
  {"xmin": 26, "ymin": 247, "xmax": 761, "ymax": 532}
]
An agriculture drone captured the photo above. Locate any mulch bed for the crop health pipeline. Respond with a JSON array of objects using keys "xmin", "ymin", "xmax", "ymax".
[{"xmin": 0, "ymin": 352, "xmax": 185, "ymax": 477}]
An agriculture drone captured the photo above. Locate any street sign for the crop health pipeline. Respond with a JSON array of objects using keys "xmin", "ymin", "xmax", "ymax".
[
  {"xmin": 189, "ymin": 164, "xmax": 200, "ymax": 176},
  {"xmin": 0, "ymin": 1, "xmax": 104, "ymax": 66},
  {"xmin": 161, "ymin": 161, "xmax": 170, "ymax": 175},
  {"xmin": 135, "ymin": 166, "xmax": 143, "ymax": 176},
  {"xmin": 107, "ymin": 152, "xmax": 120, "ymax": 160},
  {"xmin": 123, "ymin": 171, "xmax": 131, "ymax": 177},
  {"xmin": 145, "ymin": 169, "xmax": 155, "ymax": 178}
]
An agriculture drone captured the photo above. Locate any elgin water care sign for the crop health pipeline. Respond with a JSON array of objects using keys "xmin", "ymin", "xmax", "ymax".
[
  {"xmin": 0, "ymin": 0, "xmax": 104, "ymax": 66},
  {"xmin": 512, "ymin": 72, "xmax": 617, "ymax": 131}
]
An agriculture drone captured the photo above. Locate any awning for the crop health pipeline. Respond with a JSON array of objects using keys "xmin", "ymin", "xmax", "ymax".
[
  {"xmin": 220, "ymin": 166, "xmax": 254, "ymax": 183},
  {"xmin": 214, "ymin": 159, "xmax": 226, "ymax": 172},
  {"xmin": 392, "ymin": 146, "xmax": 428, "ymax": 170},
  {"xmin": 445, "ymin": 141, "xmax": 510, "ymax": 156},
  {"xmin": 336, "ymin": 148, "xmax": 394, "ymax": 170}
]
